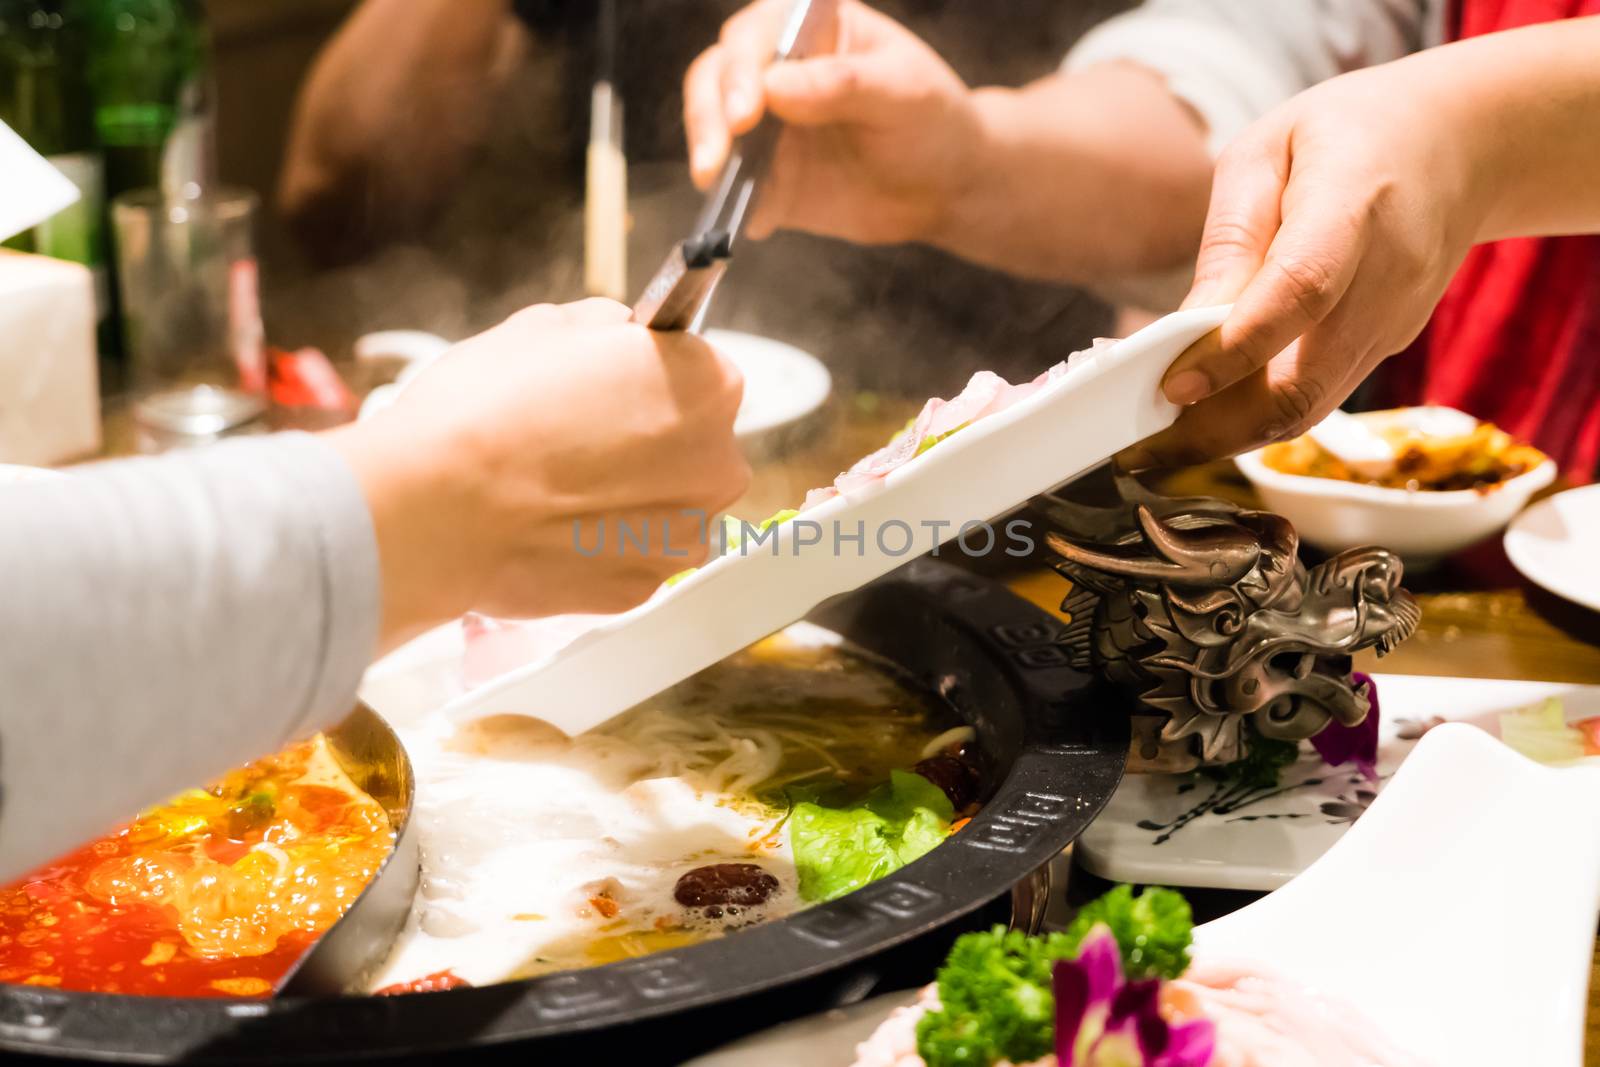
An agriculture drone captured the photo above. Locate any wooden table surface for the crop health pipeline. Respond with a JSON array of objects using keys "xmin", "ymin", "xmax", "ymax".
[{"xmin": 738, "ymin": 390, "xmax": 1600, "ymax": 1062}]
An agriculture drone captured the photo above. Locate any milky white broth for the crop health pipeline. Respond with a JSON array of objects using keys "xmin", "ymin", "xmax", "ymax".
[{"xmin": 366, "ymin": 623, "xmax": 959, "ymax": 990}]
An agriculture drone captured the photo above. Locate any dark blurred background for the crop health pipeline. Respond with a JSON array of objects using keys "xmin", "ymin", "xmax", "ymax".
[{"xmin": 213, "ymin": 0, "xmax": 1132, "ymax": 397}]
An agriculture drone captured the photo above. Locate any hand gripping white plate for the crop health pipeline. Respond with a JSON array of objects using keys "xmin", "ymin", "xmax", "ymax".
[{"xmin": 440, "ymin": 304, "xmax": 1231, "ymax": 734}]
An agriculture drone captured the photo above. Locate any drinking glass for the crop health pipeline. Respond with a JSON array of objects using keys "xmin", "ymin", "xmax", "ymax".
[{"xmin": 111, "ymin": 186, "xmax": 266, "ymax": 451}]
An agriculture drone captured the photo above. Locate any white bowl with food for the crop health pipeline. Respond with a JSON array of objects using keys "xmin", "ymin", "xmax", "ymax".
[{"xmin": 1235, "ymin": 406, "xmax": 1556, "ymax": 562}]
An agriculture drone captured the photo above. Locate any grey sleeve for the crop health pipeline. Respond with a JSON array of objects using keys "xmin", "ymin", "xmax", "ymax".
[{"xmin": 0, "ymin": 431, "xmax": 381, "ymax": 881}]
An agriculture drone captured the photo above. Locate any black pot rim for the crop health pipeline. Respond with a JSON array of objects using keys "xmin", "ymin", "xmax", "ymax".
[{"xmin": 0, "ymin": 558, "xmax": 1129, "ymax": 1063}]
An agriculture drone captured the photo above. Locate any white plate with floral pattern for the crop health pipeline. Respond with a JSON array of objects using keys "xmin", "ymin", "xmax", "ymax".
[{"xmin": 1076, "ymin": 673, "xmax": 1600, "ymax": 891}]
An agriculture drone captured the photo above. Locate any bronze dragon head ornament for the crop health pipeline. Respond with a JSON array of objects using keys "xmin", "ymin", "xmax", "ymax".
[{"xmin": 1040, "ymin": 478, "xmax": 1420, "ymax": 770}]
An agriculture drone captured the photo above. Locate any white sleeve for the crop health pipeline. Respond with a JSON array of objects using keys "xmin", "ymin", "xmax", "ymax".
[{"xmin": 1065, "ymin": 0, "xmax": 1440, "ymax": 155}]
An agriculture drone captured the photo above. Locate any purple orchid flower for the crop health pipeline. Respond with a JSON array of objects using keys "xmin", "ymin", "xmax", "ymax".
[
  {"xmin": 1309, "ymin": 671, "xmax": 1381, "ymax": 781},
  {"xmin": 1053, "ymin": 928, "xmax": 1214, "ymax": 1067}
]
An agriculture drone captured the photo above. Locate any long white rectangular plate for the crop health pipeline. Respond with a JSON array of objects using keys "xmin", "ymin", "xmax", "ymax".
[{"xmin": 438, "ymin": 304, "xmax": 1231, "ymax": 733}]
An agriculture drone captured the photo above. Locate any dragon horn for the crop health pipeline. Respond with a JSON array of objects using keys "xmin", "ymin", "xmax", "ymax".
[
  {"xmin": 1043, "ymin": 508, "xmax": 1263, "ymax": 587},
  {"xmin": 1043, "ymin": 530, "xmax": 1199, "ymax": 584},
  {"xmin": 1135, "ymin": 506, "xmax": 1262, "ymax": 585}
]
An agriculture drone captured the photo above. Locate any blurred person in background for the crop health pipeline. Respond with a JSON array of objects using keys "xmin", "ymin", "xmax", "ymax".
[
  {"xmin": 687, "ymin": 0, "xmax": 1600, "ymax": 480},
  {"xmin": 277, "ymin": 0, "xmax": 732, "ymax": 266},
  {"xmin": 273, "ymin": 0, "xmax": 1121, "ymax": 395},
  {"xmin": 0, "ymin": 297, "xmax": 747, "ymax": 881}
]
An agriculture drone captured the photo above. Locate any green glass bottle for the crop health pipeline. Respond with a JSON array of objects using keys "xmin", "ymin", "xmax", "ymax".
[
  {"xmin": 86, "ymin": 0, "xmax": 208, "ymax": 202},
  {"xmin": 0, "ymin": 0, "xmax": 112, "ymax": 346},
  {"xmin": 0, "ymin": 1, "xmax": 46, "ymax": 253}
]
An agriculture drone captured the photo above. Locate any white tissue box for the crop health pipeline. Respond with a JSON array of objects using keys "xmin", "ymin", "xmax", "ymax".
[{"xmin": 0, "ymin": 250, "xmax": 101, "ymax": 465}]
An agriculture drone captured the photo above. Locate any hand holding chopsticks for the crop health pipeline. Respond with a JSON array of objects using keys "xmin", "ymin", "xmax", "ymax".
[{"xmin": 629, "ymin": 0, "xmax": 838, "ymax": 334}]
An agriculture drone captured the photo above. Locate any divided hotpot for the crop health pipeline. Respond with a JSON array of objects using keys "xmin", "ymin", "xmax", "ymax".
[{"xmin": 0, "ymin": 558, "xmax": 1130, "ymax": 1065}]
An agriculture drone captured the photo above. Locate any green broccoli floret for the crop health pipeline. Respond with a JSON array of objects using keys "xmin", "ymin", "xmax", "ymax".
[
  {"xmin": 1058, "ymin": 884, "xmax": 1194, "ymax": 981},
  {"xmin": 915, "ymin": 926, "xmax": 1075, "ymax": 1067},
  {"xmin": 914, "ymin": 888, "xmax": 1196, "ymax": 1067}
]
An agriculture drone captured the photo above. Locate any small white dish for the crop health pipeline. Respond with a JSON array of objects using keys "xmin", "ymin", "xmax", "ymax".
[
  {"xmin": 352, "ymin": 330, "xmax": 454, "ymax": 370},
  {"xmin": 1077, "ymin": 673, "xmax": 1600, "ymax": 891},
  {"xmin": 691, "ymin": 724, "xmax": 1600, "ymax": 1067},
  {"xmin": 705, "ymin": 328, "xmax": 833, "ymax": 445},
  {"xmin": 354, "ymin": 331, "xmax": 453, "ymax": 423},
  {"xmin": 1235, "ymin": 406, "xmax": 1556, "ymax": 563},
  {"xmin": 1504, "ymin": 483, "xmax": 1600, "ymax": 614}
]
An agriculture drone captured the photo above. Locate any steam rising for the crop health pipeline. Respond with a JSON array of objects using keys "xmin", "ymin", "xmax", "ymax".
[{"xmin": 262, "ymin": 1, "xmax": 1131, "ymax": 398}]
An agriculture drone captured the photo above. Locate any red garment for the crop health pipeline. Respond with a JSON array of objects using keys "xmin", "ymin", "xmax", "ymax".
[{"xmin": 1380, "ymin": 0, "xmax": 1600, "ymax": 481}]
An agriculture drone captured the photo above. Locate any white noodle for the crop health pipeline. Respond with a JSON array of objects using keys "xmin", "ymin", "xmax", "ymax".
[{"xmin": 919, "ymin": 726, "xmax": 975, "ymax": 761}]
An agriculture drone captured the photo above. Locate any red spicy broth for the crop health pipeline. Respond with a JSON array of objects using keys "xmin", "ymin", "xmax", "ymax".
[{"xmin": 0, "ymin": 736, "xmax": 392, "ymax": 997}]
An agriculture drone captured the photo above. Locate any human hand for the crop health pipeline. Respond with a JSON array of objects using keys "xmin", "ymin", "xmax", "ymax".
[
  {"xmin": 1119, "ymin": 58, "xmax": 1491, "ymax": 469},
  {"xmin": 683, "ymin": 0, "xmax": 981, "ymax": 246},
  {"xmin": 328, "ymin": 299, "xmax": 749, "ymax": 646}
]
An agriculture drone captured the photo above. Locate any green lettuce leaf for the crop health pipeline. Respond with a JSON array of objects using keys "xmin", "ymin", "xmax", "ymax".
[
  {"xmin": 890, "ymin": 417, "xmax": 970, "ymax": 458},
  {"xmin": 664, "ymin": 509, "xmax": 803, "ymax": 586},
  {"xmin": 790, "ymin": 770, "xmax": 955, "ymax": 903},
  {"xmin": 1500, "ymin": 697, "xmax": 1586, "ymax": 765}
]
